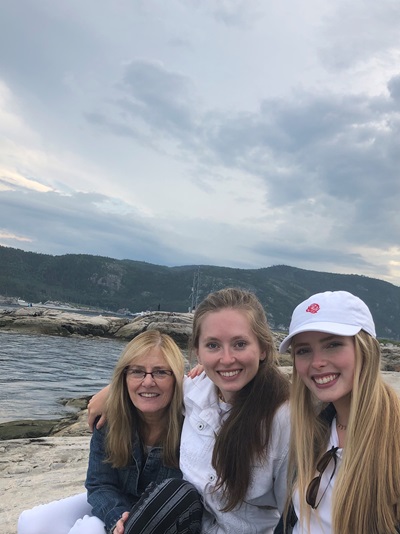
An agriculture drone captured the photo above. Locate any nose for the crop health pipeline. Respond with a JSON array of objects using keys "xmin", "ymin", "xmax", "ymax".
[
  {"xmin": 220, "ymin": 346, "xmax": 235, "ymax": 365},
  {"xmin": 310, "ymin": 349, "xmax": 327, "ymax": 369},
  {"xmin": 142, "ymin": 373, "xmax": 156, "ymax": 386}
]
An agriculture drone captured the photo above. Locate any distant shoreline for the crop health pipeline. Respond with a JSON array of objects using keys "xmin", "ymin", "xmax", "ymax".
[{"xmin": 0, "ymin": 307, "xmax": 194, "ymax": 345}]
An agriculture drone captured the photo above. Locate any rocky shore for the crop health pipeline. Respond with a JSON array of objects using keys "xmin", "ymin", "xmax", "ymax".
[
  {"xmin": 0, "ymin": 398, "xmax": 92, "ymax": 441},
  {"xmin": 1, "ymin": 403, "xmax": 91, "ymax": 534},
  {"xmin": 2, "ymin": 308, "xmax": 400, "ymax": 534},
  {"xmin": 0, "ymin": 306, "xmax": 194, "ymax": 345}
]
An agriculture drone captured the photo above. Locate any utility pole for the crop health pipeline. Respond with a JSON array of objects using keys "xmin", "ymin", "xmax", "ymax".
[{"xmin": 189, "ymin": 267, "xmax": 201, "ymax": 312}]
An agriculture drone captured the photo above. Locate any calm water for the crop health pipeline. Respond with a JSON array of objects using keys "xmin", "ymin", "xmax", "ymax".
[{"xmin": 0, "ymin": 331, "xmax": 127, "ymax": 423}]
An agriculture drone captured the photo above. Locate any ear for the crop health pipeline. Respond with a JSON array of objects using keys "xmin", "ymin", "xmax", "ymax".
[{"xmin": 260, "ymin": 350, "xmax": 267, "ymax": 362}]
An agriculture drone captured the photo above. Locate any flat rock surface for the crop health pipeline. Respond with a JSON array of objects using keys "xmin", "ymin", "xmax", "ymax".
[
  {"xmin": 1, "ymin": 410, "xmax": 91, "ymax": 534},
  {"xmin": 1, "ymin": 437, "xmax": 90, "ymax": 534},
  {"xmin": 0, "ymin": 308, "xmax": 194, "ymax": 344}
]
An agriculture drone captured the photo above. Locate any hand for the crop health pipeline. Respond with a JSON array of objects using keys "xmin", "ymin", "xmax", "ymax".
[
  {"xmin": 187, "ymin": 363, "xmax": 204, "ymax": 378},
  {"xmin": 113, "ymin": 511, "xmax": 129, "ymax": 534},
  {"xmin": 87, "ymin": 384, "xmax": 110, "ymax": 431}
]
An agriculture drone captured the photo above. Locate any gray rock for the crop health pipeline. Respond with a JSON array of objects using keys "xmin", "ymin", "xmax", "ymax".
[
  {"xmin": 0, "ymin": 398, "xmax": 91, "ymax": 441},
  {"xmin": 0, "ymin": 419, "xmax": 60, "ymax": 440},
  {"xmin": 0, "ymin": 308, "xmax": 193, "ymax": 344},
  {"xmin": 114, "ymin": 311, "xmax": 193, "ymax": 345}
]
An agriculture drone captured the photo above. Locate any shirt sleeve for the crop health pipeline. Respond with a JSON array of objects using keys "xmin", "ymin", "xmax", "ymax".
[
  {"xmin": 85, "ymin": 425, "xmax": 133, "ymax": 531},
  {"xmin": 271, "ymin": 403, "xmax": 291, "ymax": 514}
]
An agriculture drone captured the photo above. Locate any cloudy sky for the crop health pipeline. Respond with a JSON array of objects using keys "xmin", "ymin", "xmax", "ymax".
[{"xmin": 1, "ymin": 0, "xmax": 400, "ymax": 287}]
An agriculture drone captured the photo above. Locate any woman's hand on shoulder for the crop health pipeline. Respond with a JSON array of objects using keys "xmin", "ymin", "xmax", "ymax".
[
  {"xmin": 187, "ymin": 363, "xmax": 204, "ymax": 379},
  {"xmin": 87, "ymin": 384, "xmax": 111, "ymax": 431},
  {"xmin": 112, "ymin": 511, "xmax": 129, "ymax": 534}
]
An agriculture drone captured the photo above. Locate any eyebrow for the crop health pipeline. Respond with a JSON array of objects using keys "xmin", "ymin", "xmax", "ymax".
[
  {"xmin": 203, "ymin": 335, "xmax": 249, "ymax": 342},
  {"xmin": 129, "ymin": 365, "xmax": 168, "ymax": 370}
]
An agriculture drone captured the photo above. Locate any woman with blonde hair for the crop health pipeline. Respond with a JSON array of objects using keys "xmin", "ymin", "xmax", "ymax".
[
  {"xmin": 18, "ymin": 330, "xmax": 202, "ymax": 534},
  {"xmin": 275, "ymin": 290, "xmax": 400, "ymax": 534}
]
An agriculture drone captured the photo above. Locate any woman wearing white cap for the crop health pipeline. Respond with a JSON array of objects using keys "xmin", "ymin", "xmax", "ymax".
[{"xmin": 275, "ymin": 290, "xmax": 400, "ymax": 534}]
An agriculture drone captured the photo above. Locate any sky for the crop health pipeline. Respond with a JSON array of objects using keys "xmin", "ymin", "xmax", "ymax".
[{"xmin": 1, "ymin": 0, "xmax": 400, "ymax": 287}]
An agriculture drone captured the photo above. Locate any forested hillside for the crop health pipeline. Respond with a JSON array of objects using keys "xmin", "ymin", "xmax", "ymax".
[{"xmin": 1, "ymin": 246, "xmax": 399, "ymax": 340}]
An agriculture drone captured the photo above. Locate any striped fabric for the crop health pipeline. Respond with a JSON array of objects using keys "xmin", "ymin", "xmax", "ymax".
[{"xmin": 123, "ymin": 478, "xmax": 203, "ymax": 534}]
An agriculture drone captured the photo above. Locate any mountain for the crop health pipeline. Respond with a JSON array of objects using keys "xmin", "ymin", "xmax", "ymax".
[{"xmin": 1, "ymin": 246, "xmax": 399, "ymax": 340}]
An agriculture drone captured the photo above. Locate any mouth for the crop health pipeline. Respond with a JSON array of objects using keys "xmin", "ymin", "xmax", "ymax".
[
  {"xmin": 218, "ymin": 370, "xmax": 241, "ymax": 378},
  {"xmin": 139, "ymin": 392, "xmax": 159, "ymax": 398},
  {"xmin": 312, "ymin": 373, "xmax": 339, "ymax": 386}
]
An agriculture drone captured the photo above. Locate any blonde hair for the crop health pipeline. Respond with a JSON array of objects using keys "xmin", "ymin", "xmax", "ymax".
[
  {"xmin": 105, "ymin": 330, "xmax": 184, "ymax": 469},
  {"xmin": 190, "ymin": 287, "xmax": 289, "ymax": 511},
  {"xmin": 287, "ymin": 331, "xmax": 400, "ymax": 533}
]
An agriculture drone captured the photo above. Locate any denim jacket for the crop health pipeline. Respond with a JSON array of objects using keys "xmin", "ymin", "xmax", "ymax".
[{"xmin": 85, "ymin": 423, "xmax": 182, "ymax": 532}]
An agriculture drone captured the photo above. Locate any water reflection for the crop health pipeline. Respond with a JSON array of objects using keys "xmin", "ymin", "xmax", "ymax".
[{"xmin": 0, "ymin": 332, "xmax": 126, "ymax": 423}]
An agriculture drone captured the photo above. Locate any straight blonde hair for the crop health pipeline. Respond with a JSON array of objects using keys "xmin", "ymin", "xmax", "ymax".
[
  {"xmin": 287, "ymin": 331, "xmax": 400, "ymax": 533},
  {"xmin": 105, "ymin": 330, "xmax": 184, "ymax": 469}
]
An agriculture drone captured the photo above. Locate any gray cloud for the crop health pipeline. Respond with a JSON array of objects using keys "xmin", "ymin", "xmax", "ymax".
[
  {"xmin": 118, "ymin": 60, "xmax": 196, "ymax": 138},
  {"xmin": 317, "ymin": 0, "xmax": 400, "ymax": 71},
  {"xmin": 212, "ymin": 0, "xmax": 261, "ymax": 28},
  {"xmin": 388, "ymin": 75, "xmax": 400, "ymax": 102},
  {"xmin": 1, "ymin": 1, "xmax": 399, "ymax": 285},
  {"xmin": 0, "ymin": 1, "xmax": 102, "ymax": 107},
  {"xmin": 0, "ymin": 190, "xmax": 185, "ymax": 265},
  {"xmin": 250, "ymin": 240, "xmax": 376, "ymax": 271},
  {"xmin": 82, "ymin": 59, "xmax": 400, "ymax": 269}
]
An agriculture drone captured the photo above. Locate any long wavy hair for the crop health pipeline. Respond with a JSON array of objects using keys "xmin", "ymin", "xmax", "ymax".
[
  {"xmin": 105, "ymin": 330, "xmax": 184, "ymax": 469},
  {"xmin": 190, "ymin": 287, "xmax": 290, "ymax": 511},
  {"xmin": 287, "ymin": 330, "xmax": 400, "ymax": 533}
]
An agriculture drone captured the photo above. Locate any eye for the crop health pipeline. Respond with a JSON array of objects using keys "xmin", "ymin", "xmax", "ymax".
[
  {"xmin": 294, "ymin": 347, "xmax": 311, "ymax": 357},
  {"xmin": 128, "ymin": 369, "xmax": 145, "ymax": 377},
  {"xmin": 234, "ymin": 340, "xmax": 247, "ymax": 349},
  {"xmin": 206, "ymin": 342, "xmax": 219, "ymax": 350},
  {"xmin": 153, "ymin": 370, "xmax": 173, "ymax": 378},
  {"xmin": 326, "ymin": 341, "xmax": 343, "ymax": 350}
]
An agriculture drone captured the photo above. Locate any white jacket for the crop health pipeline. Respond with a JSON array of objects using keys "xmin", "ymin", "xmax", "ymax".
[{"xmin": 181, "ymin": 372, "xmax": 290, "ymax": 534}]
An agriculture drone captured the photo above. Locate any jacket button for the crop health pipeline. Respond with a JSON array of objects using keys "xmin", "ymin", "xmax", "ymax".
[
  {"xmin": 197, "ymin": 423, "xmax": 204, "ymax": 430},
  {"xmin": 208, "ymin": 474, "xmax": 215, "ymax": 481}
]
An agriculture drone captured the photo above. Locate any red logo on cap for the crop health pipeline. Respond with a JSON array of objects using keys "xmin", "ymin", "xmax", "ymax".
[{"xmin": 306, "ymin": 303, "xmax": 320, "ymax": 314}]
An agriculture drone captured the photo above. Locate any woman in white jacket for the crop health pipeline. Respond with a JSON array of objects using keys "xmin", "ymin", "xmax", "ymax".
[
  {"xmin": 89, "ymin": 288, "xmax": 290, "ymax": 534},
  {"xmin": 180, "ymin": 287, "xmax": 290, "ymax": 533}
]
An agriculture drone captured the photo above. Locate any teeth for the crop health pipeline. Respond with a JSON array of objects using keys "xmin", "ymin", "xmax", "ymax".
[
  {"xmin": 140, "ymin": 393, "xmax": 158, "ymax": 397},
  {"xmin": 314, "ymin": 374, "xmax": 338, "ymax": 385},
  {"xmin": 219, "ymin": 370, "xmax": 240, "ymax": 377}
]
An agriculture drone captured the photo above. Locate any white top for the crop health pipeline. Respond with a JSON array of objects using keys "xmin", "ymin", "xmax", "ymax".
[
  {"xmin": 180, "ymin": 372, "xmax": 290, "ymax": 534},
  {"xmin": 293, "ymin": 419, "xmax": 343, "ymax": 534}
]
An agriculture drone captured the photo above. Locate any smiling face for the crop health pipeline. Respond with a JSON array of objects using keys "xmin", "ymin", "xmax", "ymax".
[
  {"xmin": 293, "ymin": 331, "xmax": 356, "ymax": 412},
  {"xmin": 125, "ymin": 346, "xmax": 175, "ymax": 422},
  {"xmin": 196, "ymin": 308, "xmax": 265, "ymax": 402}
]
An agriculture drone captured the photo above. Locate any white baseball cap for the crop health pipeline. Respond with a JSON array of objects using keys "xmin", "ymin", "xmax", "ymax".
[{"xmin": 279, "ymin": 290, "xmax": 376, "ymax": 353}]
